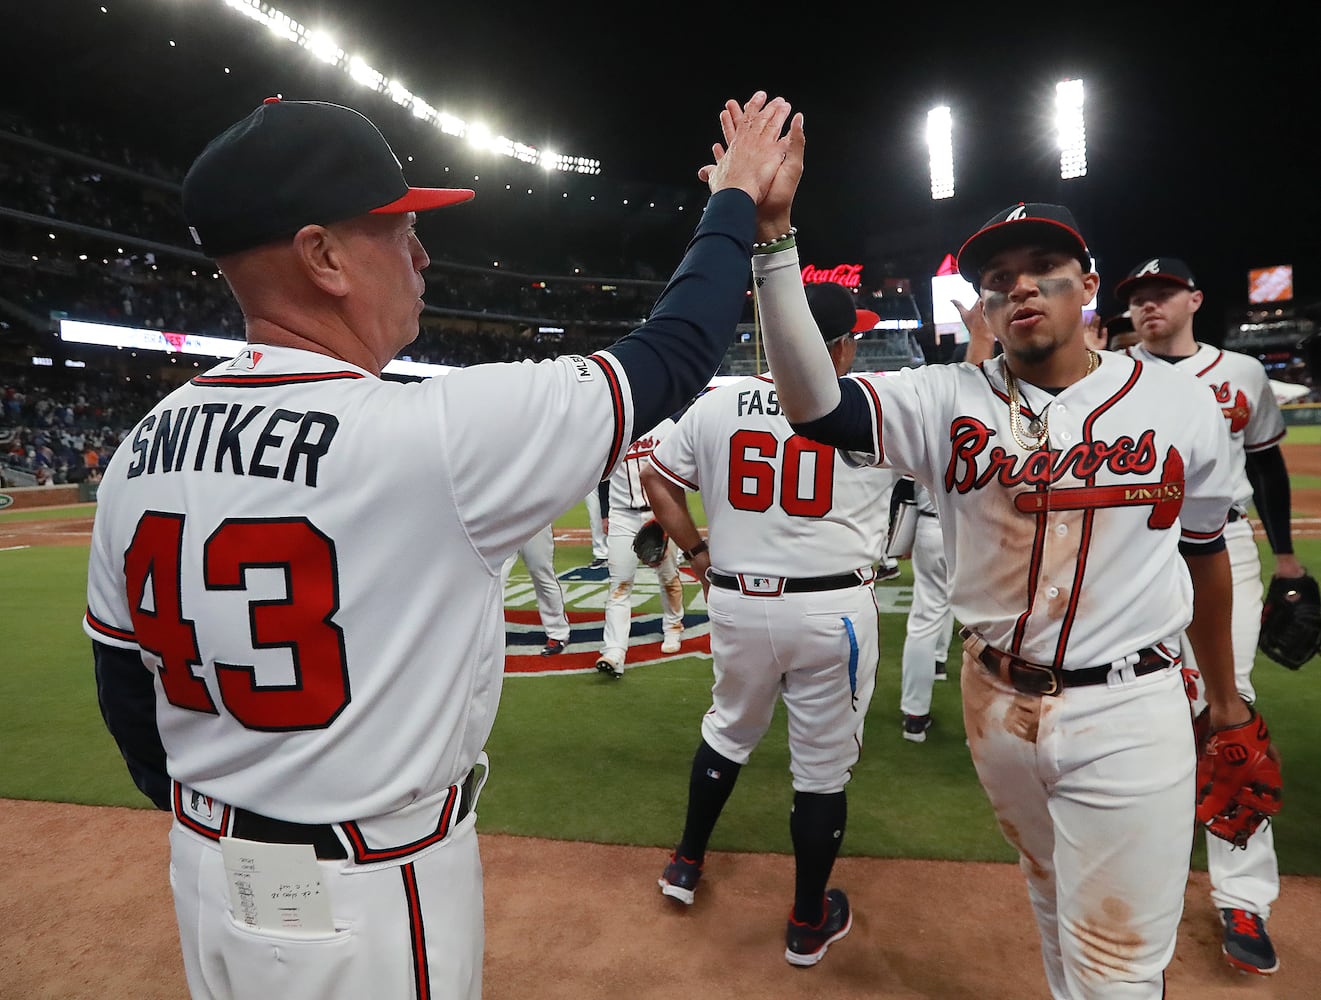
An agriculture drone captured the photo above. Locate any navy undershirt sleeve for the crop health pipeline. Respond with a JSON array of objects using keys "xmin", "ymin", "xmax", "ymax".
[
  {"xmin": 94, "ymin": 640, "xmax": 171, "ymax": 810},
  {"xmin": 608, "ymin": 189, "xmax": 755, "ymax": 432},
  {"xmin": 789, "ymin": 379, "xmax": 875, "ymax": 453},
  {"xmin": 1245, "ymin": 445, "xmax": 1293, "ymax": 554}
]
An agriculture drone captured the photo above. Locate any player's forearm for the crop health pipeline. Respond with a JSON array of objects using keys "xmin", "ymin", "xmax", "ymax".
[
  {"xmin": 640, "ymin": 465, "xmax": 701, "ymax": 554},
  {"xmin": 751, "ymin": 244, "xmax": 841, "ymax": 422},
  {"xmin": 1246, "ymin": 445, "xmax": 1294, "ymax": 557},
  {"xmin": 93, "ymin": 640, "xmax": 171, "ymax": 810},
  {"xmin": 607, "ymin": 189, "xmax": 755, "ymax": 433},
  {"xmin": 1182, "ymin": 549, "xmax": 1252, "ymax": 726}
]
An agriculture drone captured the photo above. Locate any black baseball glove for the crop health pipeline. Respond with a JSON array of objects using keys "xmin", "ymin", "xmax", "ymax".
[
  {"xmin": 1258, "ymin": 571, "xmax": 1321, "ymax": 670},
  {"xmin": 632, "ymin": 518, "xmax": 668, "ymax": 568}
]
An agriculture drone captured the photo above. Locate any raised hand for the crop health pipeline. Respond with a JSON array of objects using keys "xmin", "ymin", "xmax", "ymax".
[
  {"xmin": 697, "ymin": 92, "xmax": 802, "ymax": 218},
  {"xmin": 954, "ymin": 298, "xmax": 996, "ymax": 365}
]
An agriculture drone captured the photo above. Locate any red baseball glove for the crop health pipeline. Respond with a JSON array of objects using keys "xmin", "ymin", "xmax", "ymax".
[{"xmin": 1194, "ymin": 704, "xmax": 1282, "ymax": 849}]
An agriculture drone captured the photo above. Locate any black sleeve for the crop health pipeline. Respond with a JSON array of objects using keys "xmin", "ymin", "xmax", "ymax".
[
  {"xmin": 1245, "ymin": 445, "xmax": 1293, "ymax": 555},
  {"xmin": 93, "ymin": 640, "xmax": 171, "ymax": 810},
  {"xmin": 789, "ymin": 379, "xmax": 876, "ymax": 453},
  {"xmin": 607, "ymin": 189, "xmax": 755, "ymax": 433},
  {"xmin": 597, "ymin": 478, "xmax": 610, "ymax": 518},
  {"xmin": 1179, "ymin": 535, "xmax": 1227, "ymax": 557}
]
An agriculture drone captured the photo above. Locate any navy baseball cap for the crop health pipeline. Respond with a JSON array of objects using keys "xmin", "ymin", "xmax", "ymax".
[
  {"xmin": 805, "ymin": 282, "xmax": 880, "ymax": 343},
  {"xmin": 183, "ymin": 98, "xmax": 475, "ymax": 257},
  {"xmin": 957, "ymin": 202, "xmax": 1092, "ymax": 288},
  {"xmin": 1114, "ymin": 257, "xmax": 1198, "ymax": 302}
]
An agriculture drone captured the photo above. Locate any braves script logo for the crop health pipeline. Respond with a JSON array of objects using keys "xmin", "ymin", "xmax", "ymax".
[
  {"xmin": 1211, "ymin": 382, "xmax": 1251, "ymax": 432},
  {"xmin": 626, "ymin": 434, "xmax": 661, "ymax": 460},
  {"xmin": 943, "ymin": 418, "xmax": 1186, "ymax": 529}
]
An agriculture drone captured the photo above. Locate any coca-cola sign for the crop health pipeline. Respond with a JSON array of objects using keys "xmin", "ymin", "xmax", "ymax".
[{"xmin": 801, "ymin": 263, "xmax": 863, "ymax": 288}]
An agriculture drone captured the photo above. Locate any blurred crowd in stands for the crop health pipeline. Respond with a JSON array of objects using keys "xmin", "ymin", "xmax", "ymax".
[
  {"xmin": 0, "ymin": 373, "xmax": 167, "ymax": 487},
  {"xmin": 1, "ymin": 100, "xmax": 1316, "ymax": 494}
]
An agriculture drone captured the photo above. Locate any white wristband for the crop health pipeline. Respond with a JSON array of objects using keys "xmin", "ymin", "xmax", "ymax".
[{"xmin": 752, "ymin": 246, "xmax": 842, "ymax": 422}]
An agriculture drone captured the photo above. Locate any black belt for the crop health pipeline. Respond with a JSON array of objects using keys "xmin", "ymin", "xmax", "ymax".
[
  {"xmin": 708, "ymin": 570, "xmax": 866, "ymax": 594},
  {"xmin": 230, "ymin": 770, "xmax": 476, "ymax": 861},
  {"xmin": 969, "ymin": 637, "xmax": 1175, "ymax": 697},
  {"xmin": 919, "ymin": 511, "xmax": 938, "ymax": 518},
  {"xmin": 1228, "ymin": 509, "xmax": 1242, "ymax": 522}
]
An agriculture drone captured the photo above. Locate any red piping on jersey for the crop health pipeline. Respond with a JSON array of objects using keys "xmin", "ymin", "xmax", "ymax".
[
  {"xmin": 340, "ymin": 782, "xmax": 459, "ymax": 863},
  {"xmin": 588, "ymin": 354, "xmax": 626, "ymax": 481},
  {"xmin": 754, "ymin": 374, "xmax": 774, "ymax": 384},
  {"xmin": 1194, "ymin": 351, "xmax": 1224, "ymax": 378},
  {"xmin": 978, "ymin": 364, "xmax": 1043, "ymax": 421},
  {"xmin": 191, "ymin": 372, "xmax": 366, "ymax": 386},
  {"xmin": 649, "ymin": 453, "xmax": 697, "ymax": 491},
  {"xmin": 400, "ymin": 863, "xmax": 431, "ymax": 1000},
  {"xmin": 1051, "ymin": 361, "xmax": 1144, "ymax": 660},
  {"xmin": 854, "ymin": 378, "xmax": 886, "ymax": 464},
  {"xmin": 1246, "ymin": 428, "xmax": 1286, "ymax": 452},
  {"xmin": 1011, "ymin": 519, "xmax": 1048, "ymax": 654},
  {"xmin": 1183, "ymin": 522, "xmax": 1228, "ymax": 541},
  {"xmin": 85, "ymin": 608, "xmax": 136, "ymax": 643}
]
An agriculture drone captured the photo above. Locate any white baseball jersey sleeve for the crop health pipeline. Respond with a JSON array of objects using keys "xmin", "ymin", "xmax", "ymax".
[
  {"xmin": 1125, "ymin": 342, "xmax": 1286, "ymax": 510},
  {"xmin": 841, "ymin": 354, "xmax": 1236, "ymax": 667},
  {"xmin": 648, "ymin": 375, "xmax": 893, "ymax": 576},
  {"xmin": 84, "ymin": 344, "xmax": 635, "ymax": 823}
]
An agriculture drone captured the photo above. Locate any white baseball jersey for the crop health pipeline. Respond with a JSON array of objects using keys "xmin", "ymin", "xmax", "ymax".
[
  {"xmin": 85, "ymin": 344, "xmax": 634, "ymax": 823},
  {"xmin": 600, "ymin": 419, "xmax": 683, "ymax": 667},
  {"xmin": 649, "ymin": 375, "xmax": 892, "ymax": 576},
  {"xmin": 1125, "ymin": 342, "xmax": 1286, "ymax": 511},
  {"xmin": 649, "ymin": 374, "xmax": 889, "ymax": 792},
  {"xmin": 843, "ymin": 354, "xmax": 1236, "ymax": 667},
  {"xmin": 610, "ymin": 418, "xmax": 675, "ymax": 513},
  {"xmin": 1124, "ymin": 341, "xmax": 1284, "ymax": 919}
]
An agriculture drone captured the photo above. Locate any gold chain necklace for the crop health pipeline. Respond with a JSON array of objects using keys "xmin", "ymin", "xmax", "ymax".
[{"xmin": 1003, "ymin": 350, "xmax": 1098, "ymax": 451}]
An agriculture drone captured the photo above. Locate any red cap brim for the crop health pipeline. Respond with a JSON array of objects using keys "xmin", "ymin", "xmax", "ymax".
[
  {"xmin": 852, "ymin": 309, "xmax": 880, "ymax": 333},
  {"xmin": 371, "ymin": 186, "xmax": 476, "ymax": 214}
]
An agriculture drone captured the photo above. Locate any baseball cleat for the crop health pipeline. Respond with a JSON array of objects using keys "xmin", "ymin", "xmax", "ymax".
[
  {"xmin": 588, "ymin": 557, "xmax": 608, "ymax": 570},
  {"xmin": 1220, "ymin": 908, "xmax": 1279, "ymax": 975},
  {"xmin": 785, "ymin": 889, "xmax": 852, "ymax": 967},
  {"xmin": 876, "ymin": 564, "xmax": 902, "ymax": 582},
  {"xmin": 540, "ymin": 638, "xmax": 567, "ymax": 656},
  {"xmin": 658, "ymin": 851, "xmax": 703, "ymax": 905},
  {"xmin": 661, "ymin": 633, "xmax": 682, "ymax": 654},
  {"xmin": 595, "ymin": 657, "xmax": 624, "ymax": 679},
  {"xmin": 902, "ymin": 713, "xmax": 932, "ymax": 743}
]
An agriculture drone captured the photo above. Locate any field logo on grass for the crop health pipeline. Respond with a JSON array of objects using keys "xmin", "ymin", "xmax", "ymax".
[{"xmin": 503, "ymin": 562, "xmax": 711, "ymax": 675}]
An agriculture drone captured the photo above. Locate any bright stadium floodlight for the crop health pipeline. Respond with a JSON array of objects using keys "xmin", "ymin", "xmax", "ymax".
[
  {"xmin": 1056, "ymin": 79, "xmax": 1087, "ymax": 179},
  {"xmin": 304, "ymin": 31, "xmax": 340, "ymax": 66},
  {"xmin": 927, "ymin": 105, "xmax": 954, "ymax": 200},
  {"xmin": 348, "ymin": 56, "xmax": 385, "ymax": 92},
  {"xmin": 209, "ymin": 0, "xmax": 600, "ymax": 174}
]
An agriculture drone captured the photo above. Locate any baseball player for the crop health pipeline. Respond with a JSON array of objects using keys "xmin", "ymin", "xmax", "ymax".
[
  {"xmin": 751, "ymin": 186, "xmax": 1248, "ymax": 997},
  {"xmin": 894, "ymin": 476, "xmax": 956, "ymax": 742},
  {"xmin": 642, "ymin": 280, "xmax": 890, "ymax": 967},
  {"xmin": 501, "ymin": 522, "xmax": 572, "ymax": 655},
  {"xmin": 1118, "ymin": 255, "xmax": 1303, "ymax": 975},
  {"xmin": 85, "ymin": 93, "xmax": 804, "ymax": 1000},
  {"xmin": 595, "ymin": 420, "xmax": 685, "ymax": 676}
]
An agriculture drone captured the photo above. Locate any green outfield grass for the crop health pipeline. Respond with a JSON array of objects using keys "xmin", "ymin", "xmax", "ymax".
[{"xmin": 3, "ymin": 504, "xmax": 1319, "ymax": 874}]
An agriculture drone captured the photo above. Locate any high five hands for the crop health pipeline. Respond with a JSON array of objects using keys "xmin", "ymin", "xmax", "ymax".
[{"xmin": 698, "ymin": 92, "xmax": 805, "ymax": 238}]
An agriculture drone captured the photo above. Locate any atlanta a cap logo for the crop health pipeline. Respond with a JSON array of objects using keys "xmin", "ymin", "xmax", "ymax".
[
  {"xmin": 1006, "ymin": 205, "xmax": 1030, "ymax": 221},
  {"xmin": 1135, "ymin": 258, "xmax": 1162, "ymax": 277}
]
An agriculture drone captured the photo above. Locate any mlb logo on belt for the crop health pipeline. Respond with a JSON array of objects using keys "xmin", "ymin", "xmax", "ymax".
[{"xmin": 739, "ymin": 574, "xmax": 786, "ymax": 597}]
